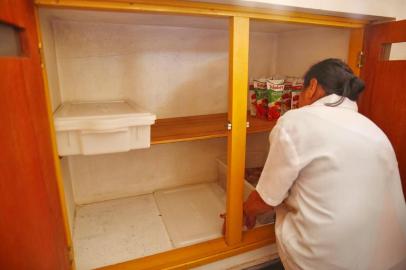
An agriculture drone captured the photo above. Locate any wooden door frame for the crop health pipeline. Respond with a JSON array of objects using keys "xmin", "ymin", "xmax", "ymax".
[{"xmin": 33, "ymin": 1, "xmax": 369, "ymax": 269}]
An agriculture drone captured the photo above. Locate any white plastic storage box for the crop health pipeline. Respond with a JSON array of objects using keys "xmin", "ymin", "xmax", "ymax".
[
  {"xmin": 216, "ymin": 152, "xmax": 275, "ymax": 224},
  {"xmin": 216, "ymin": 151, "xmax": 268, "ymax": 191},
  {"xmin": 53, "ymin": 100, "xmax": 156, "ymax": 156}
]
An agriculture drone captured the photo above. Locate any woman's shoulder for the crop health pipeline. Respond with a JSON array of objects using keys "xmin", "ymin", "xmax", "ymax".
[
  {"xmin": 277, "ymin": 103, "xmax": 394, "ymax": 150},
  {"xmin": 276, "ymin": 106, "xmax": 317, "ymax": 128}
]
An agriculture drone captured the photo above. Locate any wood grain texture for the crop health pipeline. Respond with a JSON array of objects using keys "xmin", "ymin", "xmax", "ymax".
[
  {"xmin": 347, "ymin": 27, "xmax": 364, "ymax": 76},
  {"xmin": 360, "ymin": 20, "xmax": 406, "ymax": 196},
  {"xmin": 0, "ymin": 0, "xmax": 14, "ymax": 25},
  {"xmin": 34, "ymin": 7, "xmax": 74, "ymax": 253},
  {"xmin": 0, "ymin": 1, "xmax": 69, "ymax": 269},
  {"xmin": 151, "ymin": 113, "xmax": 276, "ymax": 144},
  {"xmin": 98, "ymin": 224, "xmax": 275, "ymax": 270},
  {"xmin": 35, "ymin": 0, "xmax": 368, "ymax": 28},
  {"xmin": 226, "ymin": 16, "xmax": 250, "ymax": 246}
]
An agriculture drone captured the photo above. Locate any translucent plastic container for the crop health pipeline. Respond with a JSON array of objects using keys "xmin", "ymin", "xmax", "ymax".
[
  {"xmin": 54, "ymin": 100, "xmax": 156, "ymax": 156},
  {"xmin": 216, "ymin": 151, "xmax": 267, "ymax": 191},
  {"xmin": 216, "ymin": 152, "xmax": 275, "ymax": 224}
]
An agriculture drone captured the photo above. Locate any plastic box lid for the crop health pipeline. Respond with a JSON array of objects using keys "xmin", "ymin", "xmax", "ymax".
[{"xmin": 54, "ymin": 100, "xmax": 156, "ymax": 131}]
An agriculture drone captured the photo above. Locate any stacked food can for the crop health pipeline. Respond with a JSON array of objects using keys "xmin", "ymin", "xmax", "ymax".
[{"xmin": 249, "ymin": 76, "xmax": 304, "ymax": 121}]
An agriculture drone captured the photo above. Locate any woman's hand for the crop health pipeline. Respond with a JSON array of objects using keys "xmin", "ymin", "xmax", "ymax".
[
  {"xmin": 221, "ymin": 191, "xmax": 273, "ymax": 235},
  {"xmin": 243, "ymin": 191, "xmax": 274, "ymax": 229}
]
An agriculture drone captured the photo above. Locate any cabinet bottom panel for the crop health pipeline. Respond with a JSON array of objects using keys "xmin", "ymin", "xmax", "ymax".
[
  {"xmin": 73, "ymin": 194, "xmax": 173, "ymax": 270},
  {"xmin": 73, "ymin": 182, "xmax": 227, "ymax": 269}
]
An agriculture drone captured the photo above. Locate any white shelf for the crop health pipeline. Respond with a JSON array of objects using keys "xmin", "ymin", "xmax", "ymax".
[
  {"xmin": 73, "ymin": 194, "xmax": 172, "ymax": 270},
  {"xmin": 155, "ymin": 183, "xmax": 226, "ymax": 248},
  {"xmin": 73, "ymin": 183, "xmax": 227, "ymax": 269}
]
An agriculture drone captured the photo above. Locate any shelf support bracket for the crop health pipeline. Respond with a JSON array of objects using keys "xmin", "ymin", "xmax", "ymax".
[{"xmin": 226, "ymin": 121, "xmax": 232, "ymax": 130}]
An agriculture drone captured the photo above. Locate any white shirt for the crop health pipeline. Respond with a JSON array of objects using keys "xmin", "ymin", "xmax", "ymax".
[{"xmin": 256, "ymin": 94, "xmax": 406, "ymax": 270}]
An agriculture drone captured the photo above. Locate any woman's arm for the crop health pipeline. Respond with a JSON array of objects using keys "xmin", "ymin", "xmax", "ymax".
[{"xmin": 243, "ymin": 190, "xmax": 274, "ymax": 229}]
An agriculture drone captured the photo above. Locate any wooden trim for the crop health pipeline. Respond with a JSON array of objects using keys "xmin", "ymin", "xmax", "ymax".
[
  {"xmin": 98, "ymin": 225, "xmax": 275, "ymax": 270},
  {"xmin": 151, "ymin": 113, "xmax": 227, "ymax": 144},
  {"xmin": 347, "ymin": 27, "xmax": 365, "ymax": 76},
  {"xmin": 151, "ymin": 113, "xmax": 276, "ymax": 145},
  {"xmin": 35, "ymin": 0, "xmax": 368, "ymax": 28},
  {"xmin": 34, "ymin": 7, "xmax": 75, "ymax": 269},
  {"xmin": 248, "ymin": 114, "xmax": 278, "ymax": 133},
  {"xmin": 226, "ymin": 16, "xmax": 250, "ymax": 246}
]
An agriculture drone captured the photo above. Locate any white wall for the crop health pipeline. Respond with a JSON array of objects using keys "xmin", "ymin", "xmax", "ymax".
[
  {"xmin": 69, "ymin": 138, "xmax": 227, "ymax": 204},
  {"xmin": 39, "ymin": 10, "xmax": 62, "ymax": 112},
  {"xmin": 52, "ymin": 20, "xmax": 229, "ymax": 119},
  {"xmin": 276, "ymin": 27, "xmax": 350, "ymax": 77},
  {"xmin": 60, "ymin": 157, "xmax": 75, "ymax": 233},
  {"xmin": 249, "ymin": 31, "xmax": 277, "ymax": 78},
  {"xmin": 51, "ymin": 19, "xmax": 281, "ymax": 119},
  {"xmin": 69, "ymin": 133, "xmax": 270, "ymax": 205}
]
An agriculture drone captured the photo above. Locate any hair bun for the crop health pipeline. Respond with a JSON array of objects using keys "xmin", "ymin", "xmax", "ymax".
[
  {"xmin": 348, "ymin": 76, "xmax": 365, "ymax": 100},
  {"xmin": 303, "ymin": 58, "xmax": 366, "ymax": 104}
]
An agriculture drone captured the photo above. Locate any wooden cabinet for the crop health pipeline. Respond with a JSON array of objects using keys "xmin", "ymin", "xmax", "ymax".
[
  {"xmin": 1, "ymin": 1, "xmax": 405, "ymax": 269},
  {"xmin": 0, "ymin": 1, "xmax": 70, "ymax": 269}
]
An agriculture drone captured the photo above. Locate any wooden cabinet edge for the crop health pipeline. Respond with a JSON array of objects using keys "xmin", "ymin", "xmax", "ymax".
[
  {"xmin": 97, "ymin": 225, "xmax": 276, "ymax": 270},
  {"xmin": 348, "ymin": 27, "xmax": 365, "ymax": 76},
  {"xmin": 34, "ymin": 0, "xmax": 368, "ymax": 28},
  {"xmin": 33, "ymin": 6, "xmax": 75, "ymax": 269}
]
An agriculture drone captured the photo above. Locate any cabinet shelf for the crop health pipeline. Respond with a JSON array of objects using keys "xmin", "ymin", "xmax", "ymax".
[{"xmin": 151, "ymin": 113, "xmax": 276, "ymax": 144}]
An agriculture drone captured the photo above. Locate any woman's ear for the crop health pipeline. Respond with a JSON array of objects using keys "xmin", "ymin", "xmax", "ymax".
[
  {"xmin": 299, "ymin": 78, "xmax": 323, "ymax": 107},
  {"xmin": 307, "ymin": 78, "xmax": 318, "ymax": 98},
  {"xmin": 299, "ymin": 78, "xmax": 326, "ymax": 107}
]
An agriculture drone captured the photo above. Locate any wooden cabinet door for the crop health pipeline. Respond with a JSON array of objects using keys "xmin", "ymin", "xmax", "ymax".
[
  {"xmin": 0, "ymin": 1, "xmax": 70, "ymax": 269},
  {"xmin": 359, "ymin": 20, "xmax": 406, "ymax": 196}
]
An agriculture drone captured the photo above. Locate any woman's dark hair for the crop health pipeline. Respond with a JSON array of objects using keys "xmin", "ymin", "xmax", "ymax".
[{"xmin": 303, "ymin": 58, "xmax": 365, "ymax": 106}]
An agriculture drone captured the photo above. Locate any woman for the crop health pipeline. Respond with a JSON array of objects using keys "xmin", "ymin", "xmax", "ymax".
[{"xmin": 244, "ymin": 59, "xmax": 406, "ymax": 270}]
